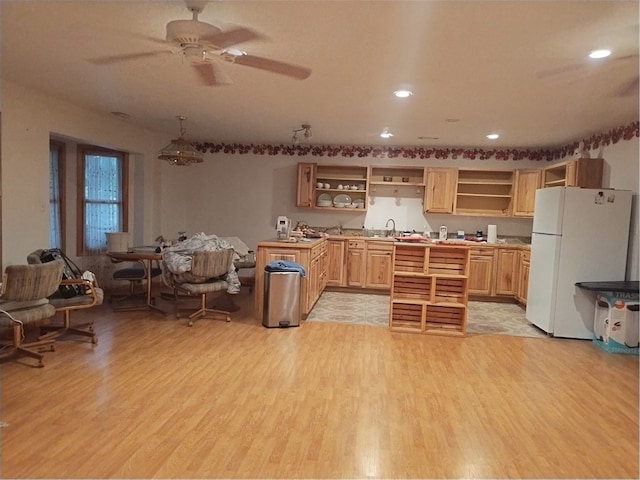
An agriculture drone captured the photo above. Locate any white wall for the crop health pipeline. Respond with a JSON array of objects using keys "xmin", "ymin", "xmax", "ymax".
[
  {"xmin": 2, "ymin": 80, "xmax": 637, "ymax": 282},
  {"xmin": 1, "ymin": 81, "xmax": 166, "ymax": 267}
]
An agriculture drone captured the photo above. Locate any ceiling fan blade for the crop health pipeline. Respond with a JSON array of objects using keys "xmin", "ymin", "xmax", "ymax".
[
  {"xmin": 201, "ymin": 26, "xmax": 262, "ymax": 49},
  {"xmin": 87, "ymin": 50, "xmax": 170, "ymax": 65},
  {"xmin": 230, "ymin": 54, "xmax": 312, "ymax": 79},
  {"xmin": 192, "ymin": 62, "xmax": 233, "ymax": 86}
]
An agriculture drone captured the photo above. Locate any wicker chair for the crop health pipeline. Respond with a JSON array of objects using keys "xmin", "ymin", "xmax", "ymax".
[
  {"xmin": 162, "ymin": 248, "xmax": 235, "ymax": 327},
  {"xmin": 0, "ymin": 261, "xmax": 64, "ymax": 367},
  {"xmin": 27, "ymin": 250, "xmax": 104, "ymax": 344}
]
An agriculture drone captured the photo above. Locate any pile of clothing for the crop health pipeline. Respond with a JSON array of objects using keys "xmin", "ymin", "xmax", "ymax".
[{"xmin": 161, "ymin": 233, "xmax": 241, "ymax": 294}]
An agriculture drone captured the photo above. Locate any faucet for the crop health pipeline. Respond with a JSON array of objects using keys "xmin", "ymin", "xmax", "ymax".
[{"xmin": 385, "ymin": 218, "xmax": 396, "ymax": 237}]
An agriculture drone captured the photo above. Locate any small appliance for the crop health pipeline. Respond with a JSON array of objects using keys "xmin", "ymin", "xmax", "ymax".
[{"xmin": 276, "ymin": 216, "xmax": 292, "ymax": 240}]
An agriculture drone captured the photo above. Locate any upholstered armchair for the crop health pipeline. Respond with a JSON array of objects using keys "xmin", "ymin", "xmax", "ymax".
[
  {"xmin": 27, "ymin": 250, "xmax": 104, "ymax": 344},
  {"xmin": 0, "ymin": 260, "xmax": 64, "ymax": 367}
]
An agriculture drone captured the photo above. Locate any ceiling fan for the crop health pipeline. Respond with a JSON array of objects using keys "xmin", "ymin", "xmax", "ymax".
[
  {"xmin": 536, "ymin": 53, "xmax": 639, "ymax": 97},
  {"xmin": 87, "ymin": 0, "xmax": 312, "ymax": 86}
]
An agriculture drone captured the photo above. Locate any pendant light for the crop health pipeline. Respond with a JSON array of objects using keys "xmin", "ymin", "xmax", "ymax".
[{"xmin": 157, "ymin": 115, "xmax": 203, "ymax": 166}]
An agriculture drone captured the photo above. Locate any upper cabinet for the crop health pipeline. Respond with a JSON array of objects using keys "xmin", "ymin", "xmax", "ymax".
[
  {"xmin": 424, "ymin": 167, "xmax": 457, "ymax": 214},
  {"xmin": 455, "ymin": 169, "xmax": 513, "ymax": 216},
  {"xmin": 369, "ymin": 166, "xmax": 425, "ymax": 186},
  {"xmin": 512, "ymin": 169, "xmax": 542, "ymax": 217},
  {"xmin": 296, "ymin": 163, "xmax": 369, "ymax": 211},
  {"xmin": 296, "ymin": 163, "xmax": 315, "ymax": 208},
  {"xmin": 543, "ymin": 158, "xmax": 603, "ymax": 189}
]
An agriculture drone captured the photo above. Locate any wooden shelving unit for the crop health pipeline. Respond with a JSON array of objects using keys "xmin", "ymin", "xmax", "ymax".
[
  {"xmin": 309, "ymin": 164, "xmax": 369, "ymax": 211},
  {"xmin": 369, "ymin": 166, "xmax": 425, "ymax": 186},
  {"xmin": 389, "ymin": 243, "xmax": 470, "ymax": 336},
  {"xmin": 455, "ymin": 170, "xmax": 513, "ymax": 216},
  {"xmin": 543, "ymin": 158, "xmax": 603, "ymax": 189}
]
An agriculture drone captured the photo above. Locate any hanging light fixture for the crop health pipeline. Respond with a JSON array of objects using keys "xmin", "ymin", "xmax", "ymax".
[
  {"xmin": 157, "ymin": 115, "xmax": 203, "ymax": 166},
  {"xmin": 292, "ymin": 124, "xmax": 312, "ymax": 144}
]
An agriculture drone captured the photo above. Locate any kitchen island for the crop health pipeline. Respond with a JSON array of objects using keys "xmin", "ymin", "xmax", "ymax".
[{"xmin": 254, "ymin": 238, "xmax": 327, "ymax": 322}]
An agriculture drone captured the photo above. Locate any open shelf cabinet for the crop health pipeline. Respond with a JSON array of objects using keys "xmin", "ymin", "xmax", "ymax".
[
  {"xmin": 390, "ymin": 244, "xmax": 470, "ymax": 336},
  {"xmin": 455, "ymin": 169, "xmax": 513, "ymax": 216}
]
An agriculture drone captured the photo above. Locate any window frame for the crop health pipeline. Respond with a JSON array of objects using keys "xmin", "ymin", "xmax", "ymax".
[
  {"xmin": 76, "ymin": 144, "xmax": 129, "ymax": 256},
  {"xmin": 49, "ymin": 139, "xmax": 66, "ymax": 252}
]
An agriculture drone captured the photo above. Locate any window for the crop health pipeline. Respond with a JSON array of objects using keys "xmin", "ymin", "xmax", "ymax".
[
  {"xmin": 77, "ymin": 145, "xmax": 128, "ymax": 255},
  {"xmin": 49, "ymin": 140, "xmax": 65, "ymax": 250}
]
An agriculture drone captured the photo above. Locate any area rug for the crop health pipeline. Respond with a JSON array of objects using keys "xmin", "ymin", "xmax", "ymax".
[{"xmin": 306, "ymin": 292, "xmax": 547, "ymax": 338}]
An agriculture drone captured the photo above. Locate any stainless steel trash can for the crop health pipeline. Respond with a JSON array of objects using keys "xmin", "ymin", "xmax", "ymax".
[{"xmin": 263, "ymin": 271, "xmax": 301, "ymax": 328}]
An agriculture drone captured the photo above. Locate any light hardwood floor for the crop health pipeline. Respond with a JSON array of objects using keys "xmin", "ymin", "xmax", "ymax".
[{"xmin": 1, "ymin": 289, "xmax": 638, "ymax": 478}]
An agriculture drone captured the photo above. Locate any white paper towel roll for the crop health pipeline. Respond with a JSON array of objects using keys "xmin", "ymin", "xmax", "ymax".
[{"xmin": 487, "ymin": 225, "xmax": 497, "ymax": 243}]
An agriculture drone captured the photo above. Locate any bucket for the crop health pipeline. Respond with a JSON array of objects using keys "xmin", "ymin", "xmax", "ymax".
[{"xmin": 105, "ymin": 232, "xmax": 130, "ymax": 252}]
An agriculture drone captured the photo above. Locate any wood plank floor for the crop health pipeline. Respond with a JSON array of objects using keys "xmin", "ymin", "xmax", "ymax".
[{"xmin": 1, "ymin": 289, "xmax": 638, "ymax": 478}]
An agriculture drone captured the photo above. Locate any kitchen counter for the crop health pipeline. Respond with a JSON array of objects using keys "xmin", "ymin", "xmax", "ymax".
[{"xmin": 257, "ymin": 237, "xmax": 325, "ymax": 248}]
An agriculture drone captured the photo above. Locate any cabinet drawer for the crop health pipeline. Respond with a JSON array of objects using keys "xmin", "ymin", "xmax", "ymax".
[
  {"xmin": 348, "ymin": 239, "xmax": 366, "ymax": 249},
  {"xmin": 366, "ymin": 240, "xmax": 394, "ymax": 251},
  {"xmin": 470, "ymin": 247, "xmax": 495, "ymax": 256}
]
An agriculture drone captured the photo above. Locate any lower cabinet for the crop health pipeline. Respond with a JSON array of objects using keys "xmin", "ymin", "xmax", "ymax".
[
  {"xmin": 516, "ymin": 249, "xmax": 530, "ymax": 305},
  {"xmin": 468, "ymin": 247, "xmax": 495, "ymax": 295},
  {"xmin": 364, "ymin": 240, "xmax": 394, "ymax": 289},
  {"xmin": 346, "ymin": 239, "xmax": 366, "ymax": 287},
  {"xmin": 494, "ymin": 247, "xmax": 520, "ymax": 296},
  {"xmin": 326, "ymin": 239, "xmax": 346, "ymax": 287}
]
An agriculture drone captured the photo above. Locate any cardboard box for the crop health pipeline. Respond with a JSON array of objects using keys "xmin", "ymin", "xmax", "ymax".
[{"xmin": 593, "ymin": 291, "xmax": 639, "ymax": 354}]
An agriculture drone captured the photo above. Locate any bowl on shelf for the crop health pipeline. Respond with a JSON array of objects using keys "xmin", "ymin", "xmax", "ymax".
[
  {"xmin": 333, "ymin": 202, "xmax": 347, "ymax": 208},
  {"xmin": 345, "ymin": 203, "xmax": 357, "ymax": 209},
  {"xmin": 317, "ymin": 200, "xmax": 332, "ymax": 207},
  {"xmin": 349, "ymin": 185, "xmax": 358, "ymax": 190}
]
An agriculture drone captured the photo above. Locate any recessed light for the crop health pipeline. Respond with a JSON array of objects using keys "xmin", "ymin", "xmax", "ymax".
[
  {"xmin": 589, "ymin": 49, "xmax": 611, "ymax": 59},
  {"xmin": 380, "ymin": 130, "xmax": 394, "ymax": 139},
  {"xmin": 393, "ymin": 90, "xmax": 413, "ymax": 98},
  {"xmin": 486, "ymin": 133, "xmax": 500, "ymax": 140},
  {"xmin": 418, "ymin": 136, "xmax": 440, "ymax": 140},
  {"xmin": 445, "ymin": 118, "xmax": 460, "ymax": 123}
]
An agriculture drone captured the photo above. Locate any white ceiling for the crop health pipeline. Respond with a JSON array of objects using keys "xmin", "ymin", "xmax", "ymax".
[{"xmin": 2, "ymin": 0, "xmax": 638, "ymax": 149}]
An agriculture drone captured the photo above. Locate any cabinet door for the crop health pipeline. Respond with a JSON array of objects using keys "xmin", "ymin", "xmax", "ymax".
[
  {"xmin": 365, "ymin": 249, "xmax": 393, "ymax": 289},
  {"xmin": 424, "ymin": 167, "xmax": 457, "ymax": 213},
  {"xmin": 347, "ymin": 248, "xmax": 366, "ymax": 287},
  {"xmin": 296, "ymin": 162, "xmax": 315, "ymax": 208},
  {"xmin": 565, "ymin": 160, "xmax": 577, "ymax": 187},
  {"xmin": 494, "ymin": 248, "xmax": 519, "ymax": 296},
  {"xmin": 326, "ymin": 239, "xmax": 346, "ymax": 287},
  {"xmin": 468, "ymin": 254, "xmax": 494, "ymax": 295},
  {"xmin": 513, "ymin": 169, "xmax": 542, "ymax": 217}
]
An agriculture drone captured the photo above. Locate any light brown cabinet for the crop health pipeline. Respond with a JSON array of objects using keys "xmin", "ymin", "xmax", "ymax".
[
  {"xmin": 390, "ymin": 244, "xmax": 470, "ymax": 336},
  {"xmin": 455, "ymin": 169, "xmax": 513, "ymax": 216},
  {"xmin": 494, "ymin": 247, "xmax": 520, "ymax": 296},
  {"xmin": 296, "ymin": 162, "xmax": 315, "ymax": 208},
  {"xmin": 516, "ymin": 248, "xmax": 530, "ymax": 305},
  {"xmin": 364, "ymin": 240, "xmax": 394, "ymax": 290},
  {"xmin": 543, "ymin": 158, "xmax": 603, "ymax": 189},
  {"xmin": 468, "ymin": 247, "xmax": 495, "ymax": 296},
  {"xmin": 424, "ymin": 167, "xmax": 457, "ymax": 213},
  {"xmin": 296, "ymin": 163, "xmax": 369, "ymax": 211},
  {"xmin": 346, "ymin": 239, "xmax": 366, "ymax": 287},
  {"xmin": 512, "ymin": 169, "xmax": 542, "ymax": 217},
  {"xmin": 326, "ymin": 238, "xmax": 347, "ymax": 287}
]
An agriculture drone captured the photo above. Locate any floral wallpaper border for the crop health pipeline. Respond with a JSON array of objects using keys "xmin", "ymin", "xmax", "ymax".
[{"xmin": 194, "ymin": 120, "xmax": 639, "ymax": 162}]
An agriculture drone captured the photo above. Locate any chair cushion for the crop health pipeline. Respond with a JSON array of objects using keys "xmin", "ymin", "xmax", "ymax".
[
  {"xmin": 49, "ymin": 287, "xmax": 104, "ymax": 308},
  {"xmin": 0, "ymin": 298, "xmax": 49, "ymax": 311},
  {"xmin": 0, "ymin": 303, "xmax": 56, "ymax": 327},
  {"xmin": 178, "ymin": 280, "xmax": 229, "ymax": 295},
  {"xmin": 113, "ymin": 267, "xmax": 146, "ymax": 280}
]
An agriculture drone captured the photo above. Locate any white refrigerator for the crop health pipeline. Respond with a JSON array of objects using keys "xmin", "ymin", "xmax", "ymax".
[{"xmin": 526, "ymin": 187, "xmax": 632, "ymax": 339}]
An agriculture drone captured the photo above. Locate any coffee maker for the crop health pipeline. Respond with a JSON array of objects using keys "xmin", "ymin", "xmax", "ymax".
[{"xmin": 276, "ymin": 216, "xmax": 291, "ymax": 240}]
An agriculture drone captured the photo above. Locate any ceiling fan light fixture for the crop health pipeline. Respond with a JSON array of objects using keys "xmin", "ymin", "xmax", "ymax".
[
  {"xmin": 486, "ymin": 133, "xmax": 500, "ymax": 140},
  {"xmin": 158, "ymin": 116, "xmax": 203, "ymax": 166},
  {"xmin": 589, "ymin": 49, "xmax": 611, "ymax": 59},
  {"xmin": 380, "ymin": 129, "xmax": 393, "ymax": 139}
]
